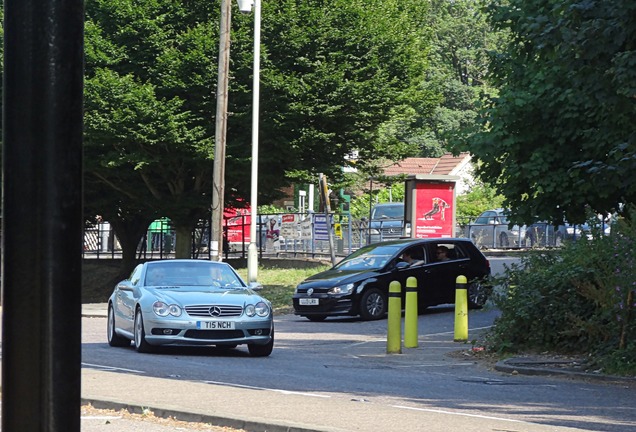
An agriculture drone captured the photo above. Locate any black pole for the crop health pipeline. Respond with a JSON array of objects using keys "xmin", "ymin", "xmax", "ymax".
[{"xmin": 2, "ymin": 0, "xmax": 84, "ymax": 431}]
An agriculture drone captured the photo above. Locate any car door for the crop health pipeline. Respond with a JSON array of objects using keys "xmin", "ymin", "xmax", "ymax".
[
  {"xmin": 417, "ymin": 242, "xmax": 473, "ymax": 306},
  {"xmin": 116, "ymin": 264, "xmax": 143, "ymax": 334},
  {"xmin": 388, "ymin": 244, "xmax": 427, "ymax": 306}
]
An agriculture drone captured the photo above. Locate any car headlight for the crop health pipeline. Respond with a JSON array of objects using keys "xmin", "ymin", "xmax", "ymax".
[
  {"xmin": 153, "ymin": 301, "xmax": 182, "ymax": 317},
  {"xmin": 255, "ymin": 301, "xmax": 270, "ymax": 317},
  {"xmin": 245, "ymin": 302, "xmax": 270, "ymax": 317},
  {"xmin": 328, "ymin": 283, "xmax": 354, "ymax": 295},
  {"xmin": 369, "ymin": 228, "xmax": 380, "ymax": 235}
]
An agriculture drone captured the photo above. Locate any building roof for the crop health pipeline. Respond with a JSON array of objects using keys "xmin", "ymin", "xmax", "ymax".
[{"xmin": 382, "ymin": 153, "xmax": 472, "ymax": 177}]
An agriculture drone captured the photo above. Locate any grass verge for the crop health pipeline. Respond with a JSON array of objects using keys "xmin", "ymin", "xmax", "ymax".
[{"xmin": 235, "ymin": 265, "xmax": 330, "ymax": 314}]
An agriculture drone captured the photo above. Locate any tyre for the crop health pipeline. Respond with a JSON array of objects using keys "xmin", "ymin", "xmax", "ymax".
[
  {"xmin": 107, "ymin": 305, "xmax": 131, "ymax": 347},
  {"xmin": 499, "ymin": 233, "xmax": 509, "ymax": 248},
  {"xmin": 358, "ymin": 288, "xmax": 387, "ymax": 321},
  {"xmin": 134, "ymin": 309, "xmax": 154, "ymax": 353},
  {"xmin": 248, "ymin": 329, "xmax": 274, "ymax": 357},
  {"xmin": 468, "ymin": 281, "xmax": 492, "ymax": 309},
  {"xmin": 306, "ymin": 315, "xmax": 327, "ymax": 322}
]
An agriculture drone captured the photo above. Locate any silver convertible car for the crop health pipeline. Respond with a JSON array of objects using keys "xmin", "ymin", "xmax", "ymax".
[{"xmin": 107, "ymin": 259, "xmax": 274, "ymax": 356}]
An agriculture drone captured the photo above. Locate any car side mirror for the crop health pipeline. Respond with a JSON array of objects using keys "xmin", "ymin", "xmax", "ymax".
[
  {"xmin": 117, "ymin": 280, "xmax": 134, "ymax": 291},
  {"xmin": 248, "ymin": 281, "xmax": 264, "ymax": 291},
  {"xmin": 394, "ymin": 261, "xmax": 410, "ymax": 270}
]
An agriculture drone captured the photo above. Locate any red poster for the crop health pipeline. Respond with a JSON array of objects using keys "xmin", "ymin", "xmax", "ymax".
[
  {"xmin": 224, "ymin": 204, "xmax": 251, "ymax": 243},
  {"xmin": 414, "ymin": 183, "xmax": 454, "ymax": 238}
]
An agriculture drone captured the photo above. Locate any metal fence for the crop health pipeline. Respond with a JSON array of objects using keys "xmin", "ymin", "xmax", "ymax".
[{"xmin": 83, "ymin": 213, "xmax": 593, "ymax": 261}]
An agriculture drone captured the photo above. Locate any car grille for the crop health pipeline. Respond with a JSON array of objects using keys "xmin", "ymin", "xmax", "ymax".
[
  {"xmin": 184, "ymin": 329, "xmax": 244, "ymax": 339},
  {"xmin": 185, "ymin": 305, "xmax": 243, "ymax": 317},
  {"xmin": 381, "ymin": 227, "xmax": 402, "ymax": 236}
]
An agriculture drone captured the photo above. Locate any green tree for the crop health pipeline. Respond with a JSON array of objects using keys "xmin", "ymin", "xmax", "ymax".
[
  {"xmin": 455, "ymin": 181, "xmax": 504, "ymax": 222},
  {"xmin": 84, "ymin": 0, "xmax": 436, "ymax": 276},
  {"xmin": 249, "ymin": 0, "xmax": 435, "ymax": 185},
  {"xmin": 84, "ymin": 0, "xmax": 218, "ymax": 272},
  {"xmin": 419, "ymin": 0, "xmax": 504, "ymax": 157},
  {"xmin": 471, "ymin": 0, "xmax": 636, "ymax": 225}
]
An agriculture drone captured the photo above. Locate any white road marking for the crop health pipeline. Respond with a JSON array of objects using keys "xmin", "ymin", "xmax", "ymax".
[
  {"xmin": 203, "ymin": 380, "xmax": 331, "ymax": 398},
  {"xmin": 394, "ymin": 405, "xmax": 528, "ymax": 423},
  {"xmin": 82, "ymin": 362, "xmax": 146, "ymax": 374}
]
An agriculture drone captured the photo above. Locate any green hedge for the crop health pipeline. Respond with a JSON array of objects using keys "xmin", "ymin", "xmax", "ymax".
[{"xmin": 486, "ymin": 212, "xmax": 636, "ymax": 375}]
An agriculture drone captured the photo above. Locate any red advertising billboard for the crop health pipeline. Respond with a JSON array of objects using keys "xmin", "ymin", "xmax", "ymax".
[
  {"xmin": 413, "ymin": 182, "xmax": 455, "ymax": 238},
  {"xmin": 224, "ymin": 205, "xmax": 251, "ymax": 244}
]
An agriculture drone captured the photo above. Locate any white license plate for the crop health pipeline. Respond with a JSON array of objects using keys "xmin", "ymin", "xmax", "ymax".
[
  {"xmin": 197, "ymin": 321, "xmax": 235, "ymax": 330},
  {"xmin": 299, "ymin": 298, "xmax": 319, "ymax": 306}
]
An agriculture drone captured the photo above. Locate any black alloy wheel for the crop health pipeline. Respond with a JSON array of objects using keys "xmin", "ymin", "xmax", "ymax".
[{"xmin": 359, "ymin": 287, "xmax": 387, "ymax": 321}]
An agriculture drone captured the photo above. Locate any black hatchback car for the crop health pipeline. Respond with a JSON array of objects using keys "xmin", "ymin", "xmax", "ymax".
[{"xmin": 292, "ymin": 238, "xmax": 491, "ymax": 321}]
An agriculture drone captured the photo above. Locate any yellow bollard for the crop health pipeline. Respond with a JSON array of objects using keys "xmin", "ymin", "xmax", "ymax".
[
  {"xmin": 387, "ymin": 281, "xmax": 402, "ymax": 354},
  {"xmin": 404, "ymin": 276, "xmax": 418, "ymax": 348},
  {"xmin": 454, "ymin": 275, "xmax": 468, "ymax": 342}
]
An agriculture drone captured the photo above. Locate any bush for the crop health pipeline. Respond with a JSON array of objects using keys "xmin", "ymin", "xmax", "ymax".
[{"xmin": 485, "ymin": 211, "xmax": 636, "ymax": 375}]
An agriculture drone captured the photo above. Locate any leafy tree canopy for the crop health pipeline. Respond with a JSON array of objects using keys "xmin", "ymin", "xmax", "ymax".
[
  {"xmin": 84, "ymin": 0, "xmax": 435, "ymax": 213},
  {"xmin": 470, "ymin": 0, "xmax": 636, "ymax": 225},
  {"xmin": 250, "ymin": 0, "xmax": 435, "ymax": 186}
]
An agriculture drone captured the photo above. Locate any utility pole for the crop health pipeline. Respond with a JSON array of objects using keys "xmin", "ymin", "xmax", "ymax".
[{"xmin": 211, "ymin": 0, "xmax": 232, "ymax": 261}]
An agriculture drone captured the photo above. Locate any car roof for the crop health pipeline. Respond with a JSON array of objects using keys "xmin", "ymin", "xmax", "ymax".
[
  {"xmin": 374, "ymin": 202, "xmax": 403, "ymax": 207},
  {"xmin": 366, "ymin": 237, "xmax": 474, "ymax": 247}
]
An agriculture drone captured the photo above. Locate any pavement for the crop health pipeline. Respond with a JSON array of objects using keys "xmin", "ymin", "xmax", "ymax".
[{"xmin": 81, "ymin": 303, "xmax": 636, "ymax": 432}]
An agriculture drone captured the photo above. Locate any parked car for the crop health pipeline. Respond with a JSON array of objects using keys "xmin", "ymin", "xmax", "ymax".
[
  {"xmin": 525, "ymin": 222, "xmax": 585, "ymax": 247},
  {"xmin": 367, "ymin": 202, "xmax": 406, "ymax": 243},
  {"xmin": 292, "ymin": 238, "xmax": 491, "ymax": 321},
  {"xmin": 525, "ymin": 214, "xmax": 614, "ymax": 247},
  {"xmin": 107, "ymin": 259, "xmax": 274, "ymax": 356},
  {"xmin": 467, "ymin": 209, "xmax": 526, "ymax": 249}
]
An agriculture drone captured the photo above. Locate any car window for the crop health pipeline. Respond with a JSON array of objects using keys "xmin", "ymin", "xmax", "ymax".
[
  {"xmin": 474, "ymin": 211, "xmax": 495, "ymax": 225},
  {"xmin": 372, "ymin": 205, "xmax": 403, "ymax": 219},
  {"xmin": 452, "ymin": 243, "xmax": 468, "ymax": 259},
  {"xmin": 335, "ymin": 244, "xmax": 401, "ymax": 271},
  {"xmin": 431, "ymin": 242, "xmax": 463, "ymax": 262},
  {"xmin": 144, "ymin": 262, "xmax": 245, "ymax": 287},
  {"xmin": 401, "ymin": 245, "xmax": 426, "ymax": 264},
  {"xmin": 130, "ymin": 264, "xmax": 143, "ymax": 286}
]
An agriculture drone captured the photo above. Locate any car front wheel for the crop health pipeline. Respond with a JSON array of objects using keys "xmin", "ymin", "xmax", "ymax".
[
  {"xmin": 107, "ymin": 305, "xmax": 131, "ymax": 347},
  {"xmin": 248, "ymin": 329, "xmax": 274, "ymax": 357},
  {"xmin": 134, "ymin": 309, "xmax": 154, "ymax": 353},
  {"xmin": 359, "ymin": 288, "xmax": 387, "ymax": 321}
]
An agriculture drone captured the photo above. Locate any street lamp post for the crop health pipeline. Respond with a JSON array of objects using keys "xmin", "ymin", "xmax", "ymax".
[{"xmin": 237, "ymin": 0, "xmax": 261, "ymax": 284}]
